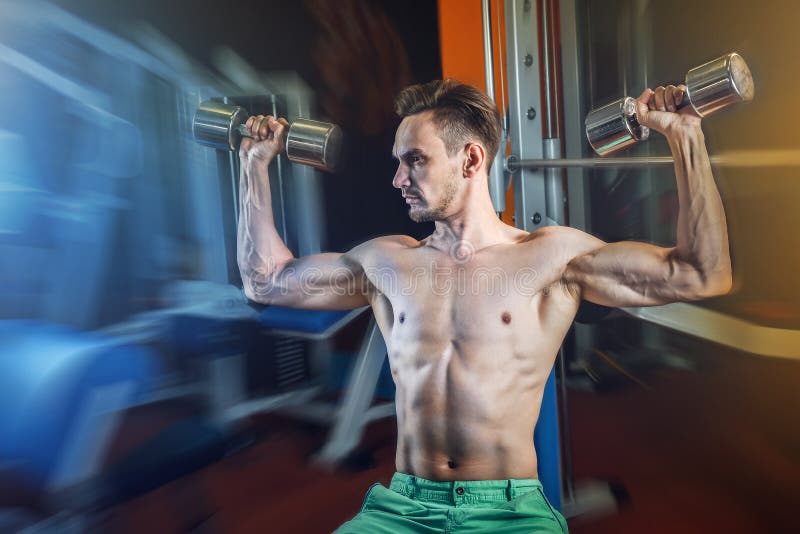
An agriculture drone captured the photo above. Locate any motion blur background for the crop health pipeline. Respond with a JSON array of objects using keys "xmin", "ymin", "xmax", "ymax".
[{"xmin": 0, "ymin": 0, "xmax": 798, "ymax": 532}]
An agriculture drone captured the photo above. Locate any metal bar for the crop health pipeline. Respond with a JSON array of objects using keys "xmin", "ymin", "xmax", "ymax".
[
  {"xmin": 539, "ymin": 0, "xmax": 557, "ymax": 138},
  {"xmin": 482, "ymin": 0, "xmax": 496, "ymax": 101},
  {"xmin": 511, "ymin": 151, "xmax": 800, "ymax": 170},
  {"xmin": 482, "ymin": 0, "xmax": 507, "ymax": 214},
  {"xmin": 543, "ymin": 139, "xmax": 564, "ymax": 225},
  {"xmin": 510, "ymin": 155, "xmax": 675, "ymax": 170},
  {"xmin": 539, "ymin": 0, "xmax": 565, "ymax": 227},
  {"xmin": 228, "ymin": 153, "xmax": 239, "ymax": 227},
  {"xmin": 555, "ymin": 348, "xmax": 575, "ymax": 504}
]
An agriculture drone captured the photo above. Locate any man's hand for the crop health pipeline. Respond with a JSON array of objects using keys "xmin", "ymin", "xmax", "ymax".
[
  {"xmin": 239, "ymin": 115, "xmax": 291, "ymax": 167},
  {"xmin": 635, "ymin": 85, "xmax": 701, "ymax": 137}
]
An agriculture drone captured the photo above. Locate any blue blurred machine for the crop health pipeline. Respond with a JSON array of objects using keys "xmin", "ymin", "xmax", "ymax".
[
  {"xmin": 0, "ymin": 321, "xmax": 161, "ymax": 492},
  {"xmin": 0, "ymin": 3, "xmax": 398, "ymax": 528}
]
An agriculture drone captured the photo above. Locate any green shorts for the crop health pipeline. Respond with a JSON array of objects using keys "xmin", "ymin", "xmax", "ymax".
[{"xmin": 334, "ymin": 472, "xmax": 568, "ymax": 533}]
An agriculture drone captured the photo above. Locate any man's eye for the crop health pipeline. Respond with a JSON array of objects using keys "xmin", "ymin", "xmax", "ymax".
[{"xmin": 411, "ymin": 156, "xmax": 423, "ymax": 164}]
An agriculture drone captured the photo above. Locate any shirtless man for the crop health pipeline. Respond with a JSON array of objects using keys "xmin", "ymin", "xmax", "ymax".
[{"xmin": 237, "ymin": 80, "xmax": 732, "ymax": 533}]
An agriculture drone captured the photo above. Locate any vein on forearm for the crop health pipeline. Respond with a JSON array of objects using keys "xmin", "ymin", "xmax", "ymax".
[
  {"xmin": 237, "ymin": 160, "xmax": 293, "ymax": 299},
  {"xmin": 669, "ymin": 127, "xmax": 730, "ymax": 279}
]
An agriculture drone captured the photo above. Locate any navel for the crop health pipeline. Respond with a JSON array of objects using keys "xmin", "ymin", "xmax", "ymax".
[
  {"xmin": 447, "ymin": 459, "xmax": 458, "ymax": 469},
  {"xmin": 399, "ymin": 312, "xmax": 406, "ymax": 324},
  {"xmin": 501, "ymin": 311, "xmax": 512, "ymax": 324}
]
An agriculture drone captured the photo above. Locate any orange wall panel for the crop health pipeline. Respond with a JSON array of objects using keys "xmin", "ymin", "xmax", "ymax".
[
  {"xmin": 437, "ymin": 0, "xmax": 487, "ymax": 90},
  {"xmin": 437, "ymin": 0, "xmax": 514, "ymax": 221}
]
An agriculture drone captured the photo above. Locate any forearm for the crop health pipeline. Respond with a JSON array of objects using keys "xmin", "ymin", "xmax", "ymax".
[
  {"xmin": 237, "ymin": 158, "xmax": 294, "ymax": 300},
  {"xmin": 668, "ymin": 126, "xmax": 732, "ymax": 285}
]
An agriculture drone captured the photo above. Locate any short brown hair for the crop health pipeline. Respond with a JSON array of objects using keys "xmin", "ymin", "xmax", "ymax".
[{"xmin": 394, "ymin": 79, "xmax": 501, "ymax": 171}]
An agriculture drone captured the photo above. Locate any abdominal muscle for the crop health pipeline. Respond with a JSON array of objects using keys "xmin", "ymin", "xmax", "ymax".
[{"xmin": 390, "ymin": 337, "xmax": 550, "ymax": 481}]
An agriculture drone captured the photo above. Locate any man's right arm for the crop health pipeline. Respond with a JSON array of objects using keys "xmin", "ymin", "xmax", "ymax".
[{"xmin": 237, "ymin": 115, "xmax": 371, "ymax": 310}]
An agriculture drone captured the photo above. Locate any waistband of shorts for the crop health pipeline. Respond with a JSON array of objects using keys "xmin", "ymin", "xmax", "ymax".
[{"xmin": 389, "ymin": 472, "xmax": 542, "ymax": 505}]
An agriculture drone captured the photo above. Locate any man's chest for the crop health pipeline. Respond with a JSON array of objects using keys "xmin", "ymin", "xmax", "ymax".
[{"xmin": 365, "ymin": 245, "xmax": 572, "ymax": 338}]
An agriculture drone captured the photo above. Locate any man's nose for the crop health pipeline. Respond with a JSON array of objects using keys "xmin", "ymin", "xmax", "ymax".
[{"xmin": 392, "ymin": 164, "xmax": 410, "ymax": 189}]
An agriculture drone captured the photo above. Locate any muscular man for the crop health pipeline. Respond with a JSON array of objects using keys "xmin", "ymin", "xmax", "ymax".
[{"xmin": 237, "ymin": 80, "xmax": 732, "ymax": 533}]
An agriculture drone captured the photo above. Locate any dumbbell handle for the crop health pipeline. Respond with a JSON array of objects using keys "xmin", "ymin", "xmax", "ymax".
[
  {"xmin": 675, "ymin": 91, "xmax": 692, "ymax": 111},
  {"xmin": 236, "ymin": 123, "xmax": 288, "ymax": 138},
  {"xmin": 233, "ymin": 117, "xmax": 332, "ymax": 146},
  {"xmin": 656, "ymin": 82, "xmax": 719, "ymax": 114},
  {"xmin": 235, "ymin": 123, "xmax": 253, "ymax": 138}
]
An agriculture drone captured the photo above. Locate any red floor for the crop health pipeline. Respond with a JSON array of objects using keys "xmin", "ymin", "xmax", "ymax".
[{"xmin": 106, "ymin": 346, "xmax": 800, "ymax": 534}]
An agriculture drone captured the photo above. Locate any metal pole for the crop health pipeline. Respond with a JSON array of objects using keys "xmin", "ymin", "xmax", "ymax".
[
  {"xmin": 539, "ymin": 0, "xmax": 565, "ymax": 226},
  {"xmin": 509, "ymin": 155, "xmax": 677, "ymax": 170},
  {"xmin": 540, "ymin": 0, "xmax": 557, "ymax": 139},
  {"xmin": 482, "ymin": 0, "xmax": 507, "ymax": 214},
  {"xmin": 509, "ymin": 150, "xmax": 800, "ymax": 170},
  {"xmin": 482, "ymin": 0, "xmax": 496, "ymax": 101},
  {"xmin": 556, "ymin": 346, "xmax": 575, "ymax": 503},
  {"xmin": 543, "ymin": 139, "xmax": 564, "ymax": 224}
]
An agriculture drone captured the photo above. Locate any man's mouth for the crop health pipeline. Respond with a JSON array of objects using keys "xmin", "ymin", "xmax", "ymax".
[{"xmin": 403, "ymin": 192, "xmax": 420, "ymax": 204}]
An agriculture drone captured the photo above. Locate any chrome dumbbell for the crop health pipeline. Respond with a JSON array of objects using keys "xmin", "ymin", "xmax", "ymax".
[
  {"xmin": 586, "ymin": 52, "xmax": 755, "ymax": 156},
  {"xmin": 192, "ymin": 100, "xmax": 344, "ymax": 172}
]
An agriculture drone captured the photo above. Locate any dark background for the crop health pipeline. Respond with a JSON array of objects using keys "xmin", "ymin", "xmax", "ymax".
[{"xmin": 55, "ymin": 0, "xmax": 443, "ymax": 250}]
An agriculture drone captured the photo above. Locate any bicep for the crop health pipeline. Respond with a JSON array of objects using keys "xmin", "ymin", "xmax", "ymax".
[
  {"xmin": 244, "ymin": 251, "xmax": 371, "ymax": 310},
  {"xmin": 565, "ymin": 240, "xmax": 705, "ymax": 308}
]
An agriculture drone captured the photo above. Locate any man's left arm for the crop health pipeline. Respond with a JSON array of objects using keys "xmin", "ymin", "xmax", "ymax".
[{"xmin": 563, "ymin": 85, "xmax": 733, "ymax": 307}]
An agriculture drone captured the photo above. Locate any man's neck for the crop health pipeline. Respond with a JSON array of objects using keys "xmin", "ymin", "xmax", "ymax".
[{"xmin": 428, "ymin": 190, "xmax": 508, "ymax": 251}]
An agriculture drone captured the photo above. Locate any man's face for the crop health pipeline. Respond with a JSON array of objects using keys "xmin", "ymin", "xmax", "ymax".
[{"xmin": 392, "ymin": 111, "xmax": 462, "ymax": 223}]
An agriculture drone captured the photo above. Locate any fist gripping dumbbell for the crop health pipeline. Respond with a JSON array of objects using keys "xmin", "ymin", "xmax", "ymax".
[
  {"xmin": 586, "ymin": 52, "xmax": 755, "ymax": 156},
  {"xmin": 192, "ymin": 100, "xmax": 344, "ymax": 172}
]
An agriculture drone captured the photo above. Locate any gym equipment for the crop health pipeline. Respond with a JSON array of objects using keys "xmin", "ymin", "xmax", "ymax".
[
  {"xmin": 151, "ymin": 279, "xmax": 393, "ymax": 467},
  {"xmin": 0, "ymin": 320, "xmax": 161, "ymax": 491},
  {"xmin": 585, "ymin": 52, "xmax": 754, "ymax": 156},
  {"xmin": 192, "ymin": 100, "xmax": 344, "ymax": 172}
]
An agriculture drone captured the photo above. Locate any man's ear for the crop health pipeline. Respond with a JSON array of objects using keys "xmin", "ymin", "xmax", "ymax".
[{"xmin": 462, "ymin": 143, "xmax": 486, "ymax": 177}]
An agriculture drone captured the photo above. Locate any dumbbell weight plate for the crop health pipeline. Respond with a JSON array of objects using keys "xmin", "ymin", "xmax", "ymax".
[
  {"xmin": 685, "ymin": 52, "xmax": 754, "ymax": 117},
  {"xmin": 286, "ymin": 119, "xmax": 344, "ymax": 173},
  {"xmin": 585, "ymin": 96, "xmax": 650, "ymax": 157},
  {"xmin": 192, "ymin": 100, "xmax": 249, "ymax": 152}
]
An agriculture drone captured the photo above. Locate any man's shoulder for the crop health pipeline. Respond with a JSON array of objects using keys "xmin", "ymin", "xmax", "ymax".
[
  {"xmin": 364, "ymin": 234, "xmax": 421, "ymax": 250},
  {"xmin": 523, "ymin": 225, "xmax": 593, "ymax": 245},
  {"xmin": 518, "ymin": 226, "xmax": 605, "ymax": 299},
  {"xmin": 346, "ymin": 234, "xmax": 421, "ymax": 261},
  {"xmin": 522, "ymin": 225, "xmax": 606, "ymax": 262}
]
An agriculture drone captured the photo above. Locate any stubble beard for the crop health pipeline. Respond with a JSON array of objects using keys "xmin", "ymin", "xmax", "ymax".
[{"xmin": 408, "ymin": 168, "xmax": 459, "ymax": 223}]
